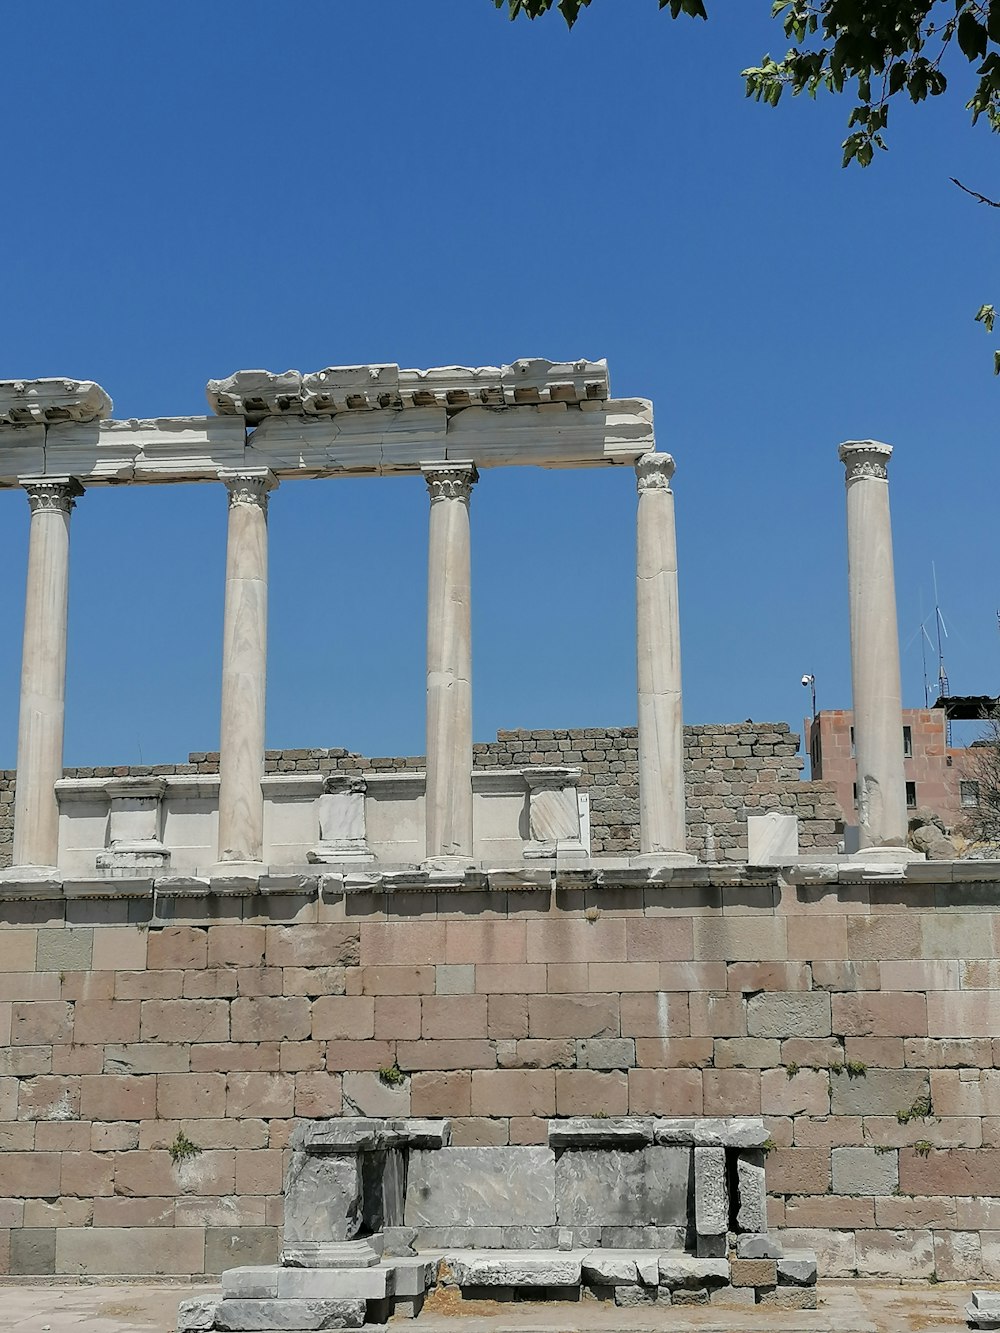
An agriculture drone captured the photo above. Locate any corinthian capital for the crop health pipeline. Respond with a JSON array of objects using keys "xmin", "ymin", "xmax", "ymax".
[
  {"xmin": 21, "ymin": 477, "xmax": 84, "ymax": 515},
  {"xmin": 636, "ymin": 451, "xmax": 675, "ymax": 493},
  {"xmin": 422, "ymin": 462, "xmax": 478, "ymax": 503},
  {"xmin": 219, "ymin": 469, "xmax": 278, "ymax": 511},
  {"xmin": 839, "ymin": 440, "xmax": 892, "ymax": 482}
]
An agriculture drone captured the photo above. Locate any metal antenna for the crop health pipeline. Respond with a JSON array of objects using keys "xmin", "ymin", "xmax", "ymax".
[{"xmin": 932, "ymin": 563, "xmax": 951, "ymax": 743}]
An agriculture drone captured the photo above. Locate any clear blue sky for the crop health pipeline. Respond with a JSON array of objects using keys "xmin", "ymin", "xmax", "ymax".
[{"xmin": 1, "ymin": 1, "xmax": 997, "ymax": 768}]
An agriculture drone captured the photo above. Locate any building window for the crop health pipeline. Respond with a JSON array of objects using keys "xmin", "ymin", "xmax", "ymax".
[
  {"xmin": 903, "ymin": 725, "xmax": 912, "ymax": 758},
  {"xmin": 849, "ymin": 726, "xmax": 855, "ymax": 758},
  {"xmin": 906, "ymin": 781, "xmax": 917, "ymax": 808},
  {"xmin": 961, "ymin": 781, "xmax": 980, "ymax": 808}
]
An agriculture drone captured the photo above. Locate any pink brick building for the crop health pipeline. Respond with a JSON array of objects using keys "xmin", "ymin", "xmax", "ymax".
[{"xmin": 806, "ymin": 707, "xmax": 966, "ymax": 832}]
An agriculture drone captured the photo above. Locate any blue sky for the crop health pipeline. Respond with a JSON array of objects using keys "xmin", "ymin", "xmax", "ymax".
[{"xmin": 1, "ymin": 1, "xmax": 997, "ymax": 768}]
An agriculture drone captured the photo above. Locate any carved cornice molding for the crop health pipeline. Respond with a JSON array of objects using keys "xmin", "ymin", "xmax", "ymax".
[
  {"xmin": 22, "ymin": 477, "xmax": 84, "ymax": 514},
  {"xmin": 0, "ymin": 379, "xmax": 111, "ymax": 425},
  {"xmin": 206, "ymin": 359, "xmax": 610, "ymax": 422},
  {"xmin": 839, "ymin": 440, "xmax": 892, "ymax": 482},
  {"xmin": 636, "ymin": 451, "xmax": 676, "ymax": 493},
  {"xmin": 422, "ymin": 462, "xmax": 478, "ymax": 503},
  {"xmin": 219, "ymin": 469, "xmax": 278, "ymax": 511}
]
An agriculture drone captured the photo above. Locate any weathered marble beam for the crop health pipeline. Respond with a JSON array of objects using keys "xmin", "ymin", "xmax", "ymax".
[{"xmin": 0, "ymin": 400, "xmax": 653, "ymax": 487}]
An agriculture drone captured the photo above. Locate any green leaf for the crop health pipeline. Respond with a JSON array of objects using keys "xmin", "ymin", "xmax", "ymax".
[
  {"xmin": 976, "ymin": 304, "xmax": 997, "ymax": 333},
  {"xmin": 993, "ymin": 349, "xmax": 1000, "ymax": 375},
  {"xmin": 959, "ymin": 11, "xmax": 989, "ymax": 61}
]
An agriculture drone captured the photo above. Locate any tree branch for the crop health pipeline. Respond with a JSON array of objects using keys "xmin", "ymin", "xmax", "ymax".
[{"xmin": 951, "ymin": 176, "xmax": 1000, "ymax": 206}]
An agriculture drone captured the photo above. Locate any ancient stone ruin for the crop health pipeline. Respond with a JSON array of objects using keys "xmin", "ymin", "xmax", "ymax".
[
  {"xmin": 1, "ymin": 362, "xmax": 998, "ymax": 1312},
  {"xmin": 178, "ymin": 1116, "xmax": 818, "ymax": 1331}
]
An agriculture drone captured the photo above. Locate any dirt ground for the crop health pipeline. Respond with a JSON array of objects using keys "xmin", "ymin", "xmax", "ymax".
[{"xmin": 0, "ymin": 1278, "xmax": 984, "ymax": 1333}]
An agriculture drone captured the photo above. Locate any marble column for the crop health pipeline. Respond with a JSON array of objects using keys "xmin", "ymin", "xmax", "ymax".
[
  {"xmin": 839, "ymin": 441, "xmax": 908, "ymax": 850},
  {"xmin": 215, "ymin": 470, "xmax": 277, "ymax": 871},
  {"xmin": 10, "ymin": 478, "xmax": 83, "ymax": 875},
  {"xmin": 634, "ymin": 452, "xmax": 694, "ymax": 864},
  {"xmin": 422, "ymin": 462, "xmax": 477, "ymax": 866}
]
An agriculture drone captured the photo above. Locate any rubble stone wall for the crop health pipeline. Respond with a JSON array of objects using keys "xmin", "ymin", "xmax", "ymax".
[
  {"xmin": 0, "ymin": 874, "xmax": 998, "ymax": 1281},
  {"xmin": 0, "ymin": 723, "xmax": 844, "ymax": 871}
]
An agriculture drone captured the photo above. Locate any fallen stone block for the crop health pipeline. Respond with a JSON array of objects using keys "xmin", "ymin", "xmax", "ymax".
[
  {"xmin": 214, "ymin": 1297, "xmax": 367, "ymax": 1330},
  {"xmin": 388, "ymin": 1258, "xmax": 437, "ymax": 1297},
  {"xmin": 657, "ymin": 1254, "xmax": 729, "ymax": 1289},
  {"xmin": 276, "ymin": 1266, "xmax": 394, "ymax": 1300},
  {"xmin": 177, "ymin": 1300, "xmax": 220, "ymax": 1333},
  {"xmin": 439, "ymin": 1250, "xmax": 583, "ymax": 1287},
  {"xmin": 581, "ymin": 1252, "xmax": 638, "ymax": 1285}
]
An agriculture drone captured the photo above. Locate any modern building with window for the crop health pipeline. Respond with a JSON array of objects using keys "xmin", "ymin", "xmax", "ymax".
[{"xmin": 805, "ymin": 706, "xmax": 970, "ymax": 832}]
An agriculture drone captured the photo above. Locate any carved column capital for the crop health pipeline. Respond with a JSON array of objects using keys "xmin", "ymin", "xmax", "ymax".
[
  {"xmin": 219, "ymin": 469, "xmax": 278, "ymax": 511},
  {"xmin": 21, "ymin": 477, "xmax": 83, "ymax": 514},
  {"xmin": 636, "ymin": 451, "xmax": 676, "ymax": 493},
  {"xmin": 839, "ymin": 440, "xmax": 892, "ymax": 482},
  {"xmin": 422, "ymin": 462, "xmax": 478, "ymax": 503}
]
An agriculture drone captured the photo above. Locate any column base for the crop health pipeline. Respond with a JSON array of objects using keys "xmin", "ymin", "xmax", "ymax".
[
  {"xmin": 281, "ymin": 1239, "xmax": 382, "ymax": 1269},
  {"xmin": 849, "ymin": 845, "xmax": 926, "ymax": 865},
  {"xmin": 630, "ymin": 851, "xmax": 699, "ymax": 868},
  {"xmin": 422, "ymin": 855, "xmax": 476, "ymax": 873},
  {"xmin": 0, "ymin": 865, "xmax": 62, "ymax": 895},
  {"xmin": 205, "ymin": 861, "xmax": 266, "ymax": 884}
]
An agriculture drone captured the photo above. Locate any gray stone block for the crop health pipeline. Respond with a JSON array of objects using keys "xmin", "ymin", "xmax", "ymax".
[
  {"xmin": 413, "ymin": 1226, "xmax": 502, "ymax": 1249},
  {"xmin": 576, "ymin": 1038, "xmax": 635, "ymax": 1070},
  {"xmin": 696, "ymin": 1234, "xmax": 727, "ymax": 1258},
  {"xmin": 215, "ymin": 1297, "xmax": 366, "ymax": 1330},
  {"xmin": 500, "ymin": 1226, "xmax": 559, "ymax": 1249},
  {"xmin": 389, "ymin": 1258, "xmax": 436, "ymax": 1297},
  {"xmin": 555, "ymin": 1146, "xmax": 688, "ymax": 1227},
  {"xmin": 672, "ymin": 1288, "xmax": 710, "ymax": 1305},
  {"xmin": 206, "ymin": 1228, "xmax": 279, "ymax": 1275},
  {"xmin": 736, "ymin": 1150, "xmax": 767, "ymax": 1233},
  {"xmin": 276, "ymin": 1265, "xmax": 393, "ymax": 1299},
  {"xmin": 830, "ymin": 1068, "xmax": 929, "ymax": 1117},
  {"xmin": 737, "ymin": 1234, "xmax": 782, "ymax": 1259},
  {"xmin": 694, "ymin": 1145, "xmax": 727, "ymax": 1237},
  {"xmin": 601, "ymin": 1225, "xmax": 685, "ymax": 1249},
  {"xmin": 549, "ymin": 1117, "xmax": 651, "ymax": 1147},
  {"xmin": 222, "ymin": 1267, "xmax": 280, "ymax": 1299},
  {"xmin": 746, "ymin": 992, "xmax": 831, "ymax": 1039},
  {"xmin": 177, "ymin": 1300, "xmax": 220, "ymax": 1333},
  {"xmin": 10, "ymin": 1228, "xmax": 55, "ymax": 1276},
  {"xmin": 583, "ymin": 1252, "xmax": 639, "ymax": 1285},
  {"xmin": 284, "ymin": 1152, "xmax": 364, "ymax": 1246},
  {"xmin": 614, "ymin": 1284, "xmax": 660, "ymax": 1307},
  {"xmin": 831, "ymin": 1146, "xmax": 898, "ymax": 1196},
  {"xmin": 778, "ymin": 1251, "xmax": 818, "ymax": 1286},
  {"xmin": 381, "ymin": 1226, "xmax": 417, "ymax": 1257},
  {"xmin": 36, "ymin": 926, "xmax": 93, "ymax": 973},
  {"xmin": 404, "ymin": 1147, "xmax": 555, "ymax": 1227},
  {"xmin": 441, "ymin": 1251, "xmax": 582, "ymax": 1287},
  {"xmin": 657, "ymin": 1254, "xmax": 730, "ymax": 1289}
]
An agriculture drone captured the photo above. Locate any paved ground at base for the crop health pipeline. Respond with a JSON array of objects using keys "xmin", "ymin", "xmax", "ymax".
[{"xmin": 0, "ymin": 1280, "xmax": 983, "ymax": 1333}]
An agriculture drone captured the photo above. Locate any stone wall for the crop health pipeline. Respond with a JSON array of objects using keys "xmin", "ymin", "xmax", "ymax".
[
  {"xmin": 0, "ymin": 870, "xmax": 999, "ymax": 1281},
  {"xmin": 0, "ymin": 723, "xmax": 844, "ymax": 870}
]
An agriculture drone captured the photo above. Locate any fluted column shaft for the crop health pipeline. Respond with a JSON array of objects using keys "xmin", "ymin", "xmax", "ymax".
[
  {"xmin": 12, "ymin": 478, "xmax": 83, "ymax": 871},
  {"xmin": 840, "ymin": 441, "xmax": 907, "ymax": 848},
  {"xmin": 216, "ymin": 470, "xmax": 276, "ymax": 867},
  {"xmin": 635, "ymin": 452, "xmax": 689, "ymax": 859},
  {"xmin": 423, "ymin": 463, "xmax": 477, "ymax": 864}
]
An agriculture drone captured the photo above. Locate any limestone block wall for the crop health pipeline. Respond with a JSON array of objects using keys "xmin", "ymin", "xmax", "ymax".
[
  {"xmin": 0, "ymin": 872, "xmax": 999, "ymax": 1281},
  {"xmin": 0, "ymin": 723, "xmax": 844, "ymax": 871}
]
